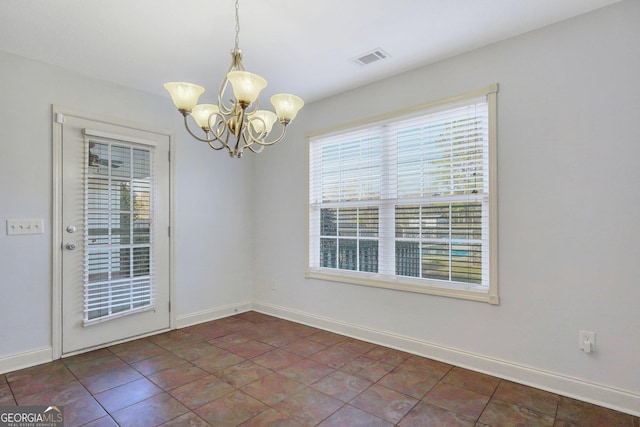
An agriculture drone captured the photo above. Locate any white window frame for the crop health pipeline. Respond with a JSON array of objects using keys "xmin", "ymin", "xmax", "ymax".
[{"xmin": 306, "ymin": 85, "xmax": 499, "ymax": 304}]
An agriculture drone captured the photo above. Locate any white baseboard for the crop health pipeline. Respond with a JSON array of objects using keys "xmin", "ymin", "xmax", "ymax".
[
  {"xmin": 253, "ymin": 301, "xmax": 640, "ymax": 417},
  {"xmin": 0, "ymin": 302, "xmax": 253, "ymax": 375},
  {"xmin": 175, "ymin": 301, "xmax": 253, "ymax": 329},
  {"xmin": 2, "ymin": 302, "xmax": 637, "ymax": 417},
  {"xmin": 0, "ymin": 347, "xmax": 52, "ymax": 375}
]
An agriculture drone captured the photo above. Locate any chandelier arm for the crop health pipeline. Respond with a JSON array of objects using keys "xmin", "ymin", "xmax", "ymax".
[
  {"xmin": 246, "ymin": 143, "xmax": 265, "ymax": 154},
  {"xmin": 182, "ymin": 114, "xmax": 227, "ymax": 150},
  {"xmin": 217, "ymin": 79, "xmax": 235, "ymax": 115},
  {"xmin": 236, "ymin": 133, "xmax": 251, "ymax": 157},
  {"xmin": 238, "ymin": 125, "xmax": 258, "ymax": 155},
  {"xmin": 248, "ymin": 124, "xmax": 288, "ymax": 147},
  {"xmin": 208, "ymin": 139, "xmax": 234, "ymax": 156},
  {"xmin": 208, "ymin": 113, "xmax": 230, "ymax": 141},
  {"xmin": 244, "ymin": 99, "xmax": 259, "ymax": 115},
  {"xmin": 213, "ymin": 115, "xmax": 239, "ymax": 157},
  {"xmin": 217, "ymin": 49, "xmax": 245, "ymax": 115},
  {"xmin": 245, "ymin": 116, "xmax": 268, "ymax": 141}
]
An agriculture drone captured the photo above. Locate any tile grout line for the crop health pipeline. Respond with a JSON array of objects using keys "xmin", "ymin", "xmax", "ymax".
[{"xmin": 2, "ymin": 313, "xmax": 638, "ymax": 426}]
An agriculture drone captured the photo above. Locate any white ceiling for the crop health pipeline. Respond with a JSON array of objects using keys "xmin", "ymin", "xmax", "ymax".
[{"xmin": 0, "ymin": 0, "xmax": 622, "ymax": 104}]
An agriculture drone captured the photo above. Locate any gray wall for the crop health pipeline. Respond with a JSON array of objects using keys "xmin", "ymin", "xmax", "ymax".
[
  {"xmin": 0, "ymin": 0, "xmax": 638, "ymax": 416},
  {"xmin": 0, "ymin": 52, "xmax": 255, "ymax": 356},
  {"xmin": 252, "ymin": 0, "xmax": 640, "ymax": 413}
]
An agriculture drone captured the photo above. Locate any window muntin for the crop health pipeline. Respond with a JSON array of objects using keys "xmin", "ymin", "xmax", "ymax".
[
  {"xmin": 395, "ymin": 202, "xmax": 483, "ymax": 283},
  {"xmin": 308, "ymin": 86, "xmax": 498, "ymax": 303},
  {"xmin": 320, "ymin": 207, "xmax": 379, "ymax": 272}
]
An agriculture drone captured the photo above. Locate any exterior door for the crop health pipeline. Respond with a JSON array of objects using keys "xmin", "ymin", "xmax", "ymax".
[{"xmin": 58, "ymin": 111, "xmax": 171, "ymax": 355}]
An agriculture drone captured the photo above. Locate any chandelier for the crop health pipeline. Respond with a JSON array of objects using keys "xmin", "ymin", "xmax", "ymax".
[{"xmin": 164, "ymin": 0, "xmax": 304, "ymax": 158}]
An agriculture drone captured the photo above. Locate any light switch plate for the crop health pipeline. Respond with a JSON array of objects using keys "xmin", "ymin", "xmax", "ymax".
[
  {"xmin": 6, "ymin": 219, "xmax": 44, "ymax": 235},
  {"xmin": 579, "ymin": 330, "xmax": 596, "ymax": 353}
]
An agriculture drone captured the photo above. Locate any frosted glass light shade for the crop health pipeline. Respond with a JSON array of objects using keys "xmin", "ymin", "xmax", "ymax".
[
  {"xmin": 227, "ymin": 71, "xmax": 267, "ymax": 104},
  {"xmin": 191, "ymin": 104, "xmax": 220, "ymax": 130},
  {"xmin": 271, "ymin": 94, "xmax": 304, "ymax": 122},
  {"xmin": 164, "ymin": 82, "xmax": 205, "ymax": 111},
  {"xmin": 250, "ymin": 110, "xmax": 278, "ymax": 135}
]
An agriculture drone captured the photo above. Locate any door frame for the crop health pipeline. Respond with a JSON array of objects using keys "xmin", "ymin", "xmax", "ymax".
[{"xmin": 51, "ymin": 105, "xmax": 177, "ymax": 359}]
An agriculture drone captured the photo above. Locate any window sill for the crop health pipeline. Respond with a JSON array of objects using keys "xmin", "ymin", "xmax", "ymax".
[{"xmin": 305, "ymin": 268, "xmax": 499, "ymax": 305}]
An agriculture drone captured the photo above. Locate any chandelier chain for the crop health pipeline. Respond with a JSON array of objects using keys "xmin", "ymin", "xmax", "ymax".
[{"xmin": 234, "ymin": 0, "xmax": 240, "ymax": 50}]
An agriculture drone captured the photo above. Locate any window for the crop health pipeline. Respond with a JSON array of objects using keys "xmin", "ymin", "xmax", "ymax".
[
  {"xmin": 84, "ymin": 137, "xmax": 156, "ymax": 323},
  {"xmin": 307, "ymin": 85, "xmax": 498, "ymax": 304}
]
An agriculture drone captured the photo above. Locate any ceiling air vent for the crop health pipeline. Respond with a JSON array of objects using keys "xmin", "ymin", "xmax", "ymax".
[{"xmin": 351, "ymin": 48, "xmax": 390, "ymax": 66}]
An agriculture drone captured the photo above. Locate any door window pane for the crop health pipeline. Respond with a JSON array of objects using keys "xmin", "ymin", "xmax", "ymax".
[{"xmin": 84, "ymin": 141, "xmax": 154, "ymax": 322}]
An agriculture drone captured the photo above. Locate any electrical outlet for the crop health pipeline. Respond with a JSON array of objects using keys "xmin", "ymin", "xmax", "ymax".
[{"xmin": 579, "ymin": 330, "xmax": 596, "ymax": 353}]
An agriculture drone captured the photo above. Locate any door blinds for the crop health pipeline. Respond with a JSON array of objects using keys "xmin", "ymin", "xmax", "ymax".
[{"xmin": 83, "ymin": 134, "xmax": 155, "ymax": 325}]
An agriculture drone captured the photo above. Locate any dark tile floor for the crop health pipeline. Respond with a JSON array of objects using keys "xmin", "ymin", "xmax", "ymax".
[{"xmin": 1, "ymin": 312, "xmax": 637, "ymax": 426}]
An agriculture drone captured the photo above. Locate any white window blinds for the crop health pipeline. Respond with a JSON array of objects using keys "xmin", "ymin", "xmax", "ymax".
[
  {"xmin": 83, "ymin": 136, "xmax": 156, "ymax": 324},
  {"xmin": 308, "ymin": 85, "xmax": 498, "ymax": 303},
  {"xmin": 314, "ymin": 128, "xmax": 383, "ymax": 203}
]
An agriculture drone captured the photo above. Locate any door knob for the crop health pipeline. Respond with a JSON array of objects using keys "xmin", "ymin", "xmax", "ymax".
[{"xmin": 65, "ymin": 242, "xmax": 77, "ymax": 251}]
